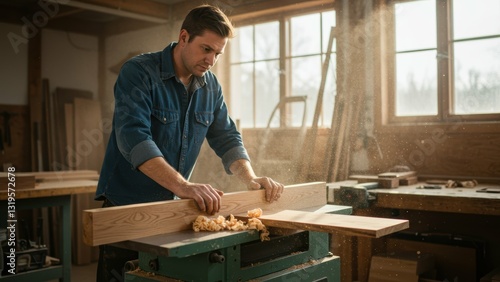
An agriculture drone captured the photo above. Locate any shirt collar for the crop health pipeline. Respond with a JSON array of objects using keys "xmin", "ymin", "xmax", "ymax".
[{"xmin": 160, "ymin": 42, "xmax": 206, "ymax": 89}]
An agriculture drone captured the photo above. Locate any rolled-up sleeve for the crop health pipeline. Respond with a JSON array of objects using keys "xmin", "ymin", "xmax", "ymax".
[
  {"xmin": 221, "ymin": 146, "xmax": 250, "ymax": 174},
  {"xmin": 129, "ymin": 139, "xmax": 163, "ymax": 169}
]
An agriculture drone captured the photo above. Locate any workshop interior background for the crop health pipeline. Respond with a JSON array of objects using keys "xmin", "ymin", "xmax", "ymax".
[{"xmin": 0, "ymin": 0, "xmax": 499, "ymax": 280}]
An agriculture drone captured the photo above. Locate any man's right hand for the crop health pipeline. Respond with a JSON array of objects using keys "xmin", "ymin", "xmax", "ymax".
[
  {"xmin": 138, "ymin": 157, "xmax": 223, "ymax": 215},
  {"xmin": 175, "ymin": 182, "xmax": 224, "ymax": 215}
]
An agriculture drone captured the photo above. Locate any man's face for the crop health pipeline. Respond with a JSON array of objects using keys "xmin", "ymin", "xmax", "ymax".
[{"xmin": 179, "ymin": 29, "xmax": 228, "ymax": 77}]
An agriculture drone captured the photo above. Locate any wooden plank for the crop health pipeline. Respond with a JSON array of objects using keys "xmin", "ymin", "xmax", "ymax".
[
  {"xmin": 378, "ymin": 171, "xmax": 417, "ymax": 179},
  {"xmin": 64, "ymin": 103, "xmax": 75, "ymax": 170},
  {"xmin": 28, "ymin": 32, "xmax": 42, "ymax": 171},
  {"xmin": 0, "ymin": 173, "xmax": 36, "ymax": 190},
  {"xmin": 73, "ymin": 98, "xmax": 105, "ymax": 171},
  {"xmin": 0, "ymin": 180, "xmax": 97, "ymax": 200},
  {"xmin": 42, "ymin": 79, "xmax": 53, "ymax": 170},
  {"xmin": 3, "ymin": 171, "xmax": 100, "ymax": 183},
  {"xmin": 52, "ymin": 88, "xmax": 93, "ymax": 169},
  {"xmin": 236, "ymin": 210, "xmax": 408, "ymax": 238},
  {"xmin": 349, "ymin": 175, "xmax": 399, "ymax": 188},
  {"xmin": 83, "ymin": 182, "xmax": 327, "ymax": 246},
  {"xmin": 400, "ymin": 176, "xmax": 418, "ymax": 186}
]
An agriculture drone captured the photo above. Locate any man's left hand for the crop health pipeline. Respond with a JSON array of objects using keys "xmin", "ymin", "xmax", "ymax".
[{"xmin": 248, "ymin": 177, "xmax": 284, "ymax": 203}]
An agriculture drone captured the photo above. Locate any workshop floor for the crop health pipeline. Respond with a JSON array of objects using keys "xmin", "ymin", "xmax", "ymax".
[
  {"xmin": 47, "ymin": 262, "xmax": 97, "ymax": 282},
  {"xmin": 71, "ymin": 262, "xmax": 98, "ymax": 281}
]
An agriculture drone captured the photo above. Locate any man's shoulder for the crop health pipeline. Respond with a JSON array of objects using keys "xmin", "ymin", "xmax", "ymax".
[
  {"xmin": 128, "ymin": 50, "xmax": 161, "ymax": 65},
  {"xmin": 119, "ymin": 50, "xmax": 163, "ymax": 76}
]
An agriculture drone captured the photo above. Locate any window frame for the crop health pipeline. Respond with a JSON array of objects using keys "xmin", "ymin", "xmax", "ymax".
[
  {"xmin": 229, "ymin": 7, "xmax": 336, "ymax": 129},
  {"xmin": 382, "ymin": 0, "xmax": 500, "ymax": 130}
]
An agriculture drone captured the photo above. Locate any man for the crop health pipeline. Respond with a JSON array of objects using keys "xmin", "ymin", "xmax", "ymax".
[{"xmin": 95, "ymin": 4, "xmax": 284, "ymax": 281}]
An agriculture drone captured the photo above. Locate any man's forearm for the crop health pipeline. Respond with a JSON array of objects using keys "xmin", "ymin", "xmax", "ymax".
[
  {"xmin": 229, "ymin": 159, "xmax": 259, "ymax": 189},
  {"xmin": 138, "ymin": 156, "xmax": 187, "ymax": 195}
]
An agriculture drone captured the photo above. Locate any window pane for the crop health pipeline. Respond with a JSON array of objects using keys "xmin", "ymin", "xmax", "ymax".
[
  {"xmin": 453, "ymin": 38, "xmax": 500, "ymax": 114},
  {"xmin": 322, "ymin": 11, "xmax": 336, "ymax": 53},
  {"xmin": 395, "ymin": 51, "xmax": 438, "ymax": 116},
  {"xmin": 291, "ymin": 14, "xmax": 321, "ymax": 56},
  {"xmin": 255, "ymin": 22, "xmax": 279, "ymax": 60},
  {"xmin": 453, "ymin": 0, "xmax": 500, "ymax": 40},
  {"xmin": 395, "ymin": 0, "xmax": 436, "ymax": 51},
  {"xmin": 255, "ymin": 60, "xmax": 280, "ymax": 127},
  {"xmin": 291, "ymin": 56, "xmax": 322, "ymax": 126},
  {"xmin": 231, "ymin": 63, "xmax": 254, "ymax": 127},
  {"xmin": 231, "ymin": 26, "xmax": 253, "ymax": 63}
]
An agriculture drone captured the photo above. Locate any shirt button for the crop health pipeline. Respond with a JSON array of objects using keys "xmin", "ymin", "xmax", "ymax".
[
  {"xmin": 205, "ymin": 120, "xmax": 209, "ymax": 124},
  {"xmin": 163, "ymin": 117, "xmax": 166, "ymax": 122}
]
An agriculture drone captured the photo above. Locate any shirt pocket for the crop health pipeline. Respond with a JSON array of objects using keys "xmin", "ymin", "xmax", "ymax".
[
  {"xmin": 194, "ymin": 111, "xmax": 214, "ymax": 145},
  {"xmin": 151, "ymin": 108, "xmax": 179, "ymax": 148}
]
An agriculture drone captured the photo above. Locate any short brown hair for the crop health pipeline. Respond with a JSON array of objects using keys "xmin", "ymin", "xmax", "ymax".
[{"xmin": 181, "ymin": 5, "xmax": 235, "ymax": 42}]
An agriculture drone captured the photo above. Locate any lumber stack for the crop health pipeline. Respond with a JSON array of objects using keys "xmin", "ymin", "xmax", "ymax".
[
  {"xmin": 27, "ymin": 83, "xmax": 105, "ymax": 172},
  {"xmin": 349, "ymin": 171, "xmax": 418, "ymax": 188}
]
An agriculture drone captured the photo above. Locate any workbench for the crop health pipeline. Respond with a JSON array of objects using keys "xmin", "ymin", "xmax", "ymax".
[
  {"xmin": 0, "ymin": 180, "xmax": 97, "ymax": 281},
  {"xmin": 327, "ymin": 180, "xmax": 500, "ymax": 282}
]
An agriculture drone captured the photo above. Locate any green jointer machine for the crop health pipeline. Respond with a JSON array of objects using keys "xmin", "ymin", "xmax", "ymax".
[{"xmin": 117, "ymin": 206, "xmax": 352, "ymax": 282}]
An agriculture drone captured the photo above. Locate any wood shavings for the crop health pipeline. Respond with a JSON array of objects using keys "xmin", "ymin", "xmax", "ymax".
[
  {"xmin": 445, "ymin": 179, "xmax": 478, "ymax": 188},
  {"xmin": 247, "ymin": 208, "xmax": 262, "ymax": 218},
  {"xmin": 192, "ymin": 208, "xmax": 269, "ymax": 241}
]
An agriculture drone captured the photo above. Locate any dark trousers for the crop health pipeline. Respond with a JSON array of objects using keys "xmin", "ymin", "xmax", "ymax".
[{"xmin": 96, "ymin": 199, "xmax": 138, "ymax": 282}]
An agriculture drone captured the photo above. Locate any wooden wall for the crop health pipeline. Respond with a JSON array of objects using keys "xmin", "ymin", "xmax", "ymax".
[{"xmin": 371, "ymin": 130, "xmax": 500, "ymax": 182}]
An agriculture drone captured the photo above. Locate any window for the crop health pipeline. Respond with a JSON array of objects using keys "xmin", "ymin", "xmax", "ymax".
[
  {"xmin": 391, "ymin": 0, "xmax": 500, "ymax": 122},
  {"xmin": 230, "ymin": 11, "xmax": 336, "ymax": 128}
]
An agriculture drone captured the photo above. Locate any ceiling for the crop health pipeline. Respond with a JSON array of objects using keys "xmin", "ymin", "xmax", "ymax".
[{"xmin": 0, "ymin": 0, "xmax": 334, "ymax": 36}]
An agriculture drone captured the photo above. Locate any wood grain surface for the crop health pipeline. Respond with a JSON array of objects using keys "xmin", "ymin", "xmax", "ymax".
[
  {"xmin": 236, "ymin": 210, "xmax": 409, "ymax": 238},
  {"xmin": 83, "ymin": 182, "xmax": 327, "ymax": 246},
  {"xmin": 0, "ymin": 180, "xmax": 97, "ymax": 200}
]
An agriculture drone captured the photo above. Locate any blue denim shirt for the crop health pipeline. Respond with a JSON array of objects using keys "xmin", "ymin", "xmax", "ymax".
[{"xmin": 95, "ymin": 42, "xmax": 249, "ymax": 206}]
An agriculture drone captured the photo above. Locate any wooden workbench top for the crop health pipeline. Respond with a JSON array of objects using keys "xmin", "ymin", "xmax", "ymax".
[
  {"xmin": 328, "ymin": 180, "xmax": 500, "ymax": 216},
  {"xmin": 0, "ymin": 180, "xmax": 98, "ymax": 200}
]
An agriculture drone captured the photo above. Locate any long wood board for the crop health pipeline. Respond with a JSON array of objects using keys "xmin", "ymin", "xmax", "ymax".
[
  {"xmin": 83, "ymin": 182, "xmax": 327, "ymax": 246},
  {"xmin": 236, "ymin": 210, "xmax": 409, "ymax": 238}
]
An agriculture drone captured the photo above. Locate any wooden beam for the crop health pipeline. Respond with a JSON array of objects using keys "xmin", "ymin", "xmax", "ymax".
[
  {"xmin": 28, "ymin": 28, "xmax": 42, "ymax": 171},
  {"xmin": 72, "ymin": 0, "xmax": 170, "ymax": 20},
  {"xmin": 236, "ymin": 210, "xmax": 409, "ymax": 238},
  {"xmin": 83, "ymin": 182, "xmax": 327, "ymax": 246},
  {"xmin": 171, "ymin": 0, "xmax": 334, "ymax": 22}
]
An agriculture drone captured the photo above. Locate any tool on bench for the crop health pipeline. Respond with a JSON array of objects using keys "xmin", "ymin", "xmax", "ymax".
[
  {"xmin": 417, "ymin": 184, "xmax": 442, "ymax": 189},
  {"xmin": 477, "ymin": 187, "xmax": 500, "ymax": 193},
  {"xmin": 334, "ymin": 182, "xmax": 379, "ymax": 208}
]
